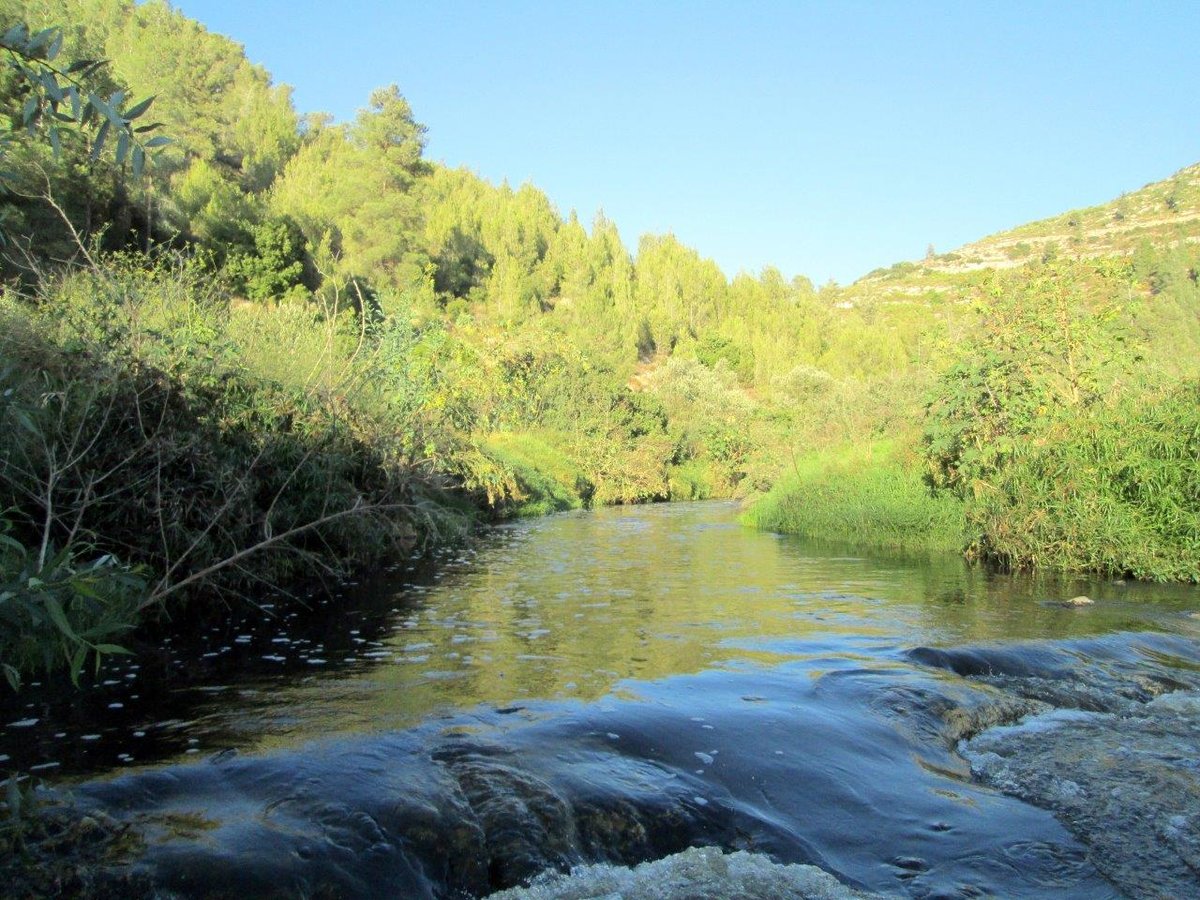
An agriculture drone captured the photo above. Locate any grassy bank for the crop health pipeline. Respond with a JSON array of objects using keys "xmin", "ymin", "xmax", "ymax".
[
  {"xmin": 0, "ymin": 260, "xmax": 475, "ymax": 684},
  {"xmin": 743, "ymin": 441, "xmax": 968, "ymax": 554},
  {"xmin": 747, "ymin": 383, "xmax": 1200, "ymax": 582}
]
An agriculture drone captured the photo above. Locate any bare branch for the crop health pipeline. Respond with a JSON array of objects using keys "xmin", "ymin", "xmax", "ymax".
[{"xmin": 142, "ymin": 498, "xmax": 398, "ymax": 608}]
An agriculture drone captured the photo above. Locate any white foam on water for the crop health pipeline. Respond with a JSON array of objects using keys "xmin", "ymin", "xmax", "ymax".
[
  {"xmin": 976, "ymin": 706, "xmax": 1102, "ymax": 741},
  {"xmin": 487, "ymin": 846, "xmax": 874, "ymax": 899}
]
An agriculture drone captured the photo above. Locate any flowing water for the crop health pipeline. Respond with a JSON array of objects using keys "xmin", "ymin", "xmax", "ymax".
[{"xmin": 3, "ymin": 502, "xmax": 1200, "ymax": 898}]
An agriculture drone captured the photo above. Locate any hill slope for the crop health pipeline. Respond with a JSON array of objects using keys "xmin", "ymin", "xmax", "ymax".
[
  {"xmin": 843, "ymin": 162, "xmax": 1200, "ymax": 307},
  {"xmin": 934, "ymin": 161, "xmax": 1200, "ymax": 271}
]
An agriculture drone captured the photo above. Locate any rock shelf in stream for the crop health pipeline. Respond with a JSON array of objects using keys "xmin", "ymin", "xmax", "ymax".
[
  {"xmin": 65, "ymin": 657, "xmax": 1119, "ymax": 898},
  {"xmin": 910, "ymin": 632, "xmax": 1200, "ymax": 898},
  {"xmin": 962, "ymin": 691, "xmax": 1200, "ymax": 897}
]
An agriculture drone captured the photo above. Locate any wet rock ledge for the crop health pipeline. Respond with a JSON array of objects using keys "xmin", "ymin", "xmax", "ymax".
[
  {"xmin": 910, "ymin": 631, "xmax": 1200, "ymax": 899},
  {"xmin": 962, "ymin": 691, "xmax": 1200, "ymax": 898}
]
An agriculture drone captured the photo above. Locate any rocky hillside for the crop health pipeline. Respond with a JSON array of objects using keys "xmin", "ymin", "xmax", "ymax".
[{"xmin": 842, "ymin": 161, "xmax": 1200, "ymax": 307}]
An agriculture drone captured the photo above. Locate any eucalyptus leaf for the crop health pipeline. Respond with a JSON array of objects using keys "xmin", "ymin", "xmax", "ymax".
[
  {"xmin": 44, "ymin": 595, "xmax": 78, "ymax": 643},
  {"xmin": 123, "ymin": 95, "xmax": 155, "ymax": 121},
  {"xmin": 69, "ymin": 646, "xmax": 86, "ymax": 686},
  {"xmin": 1, "ymin": 24, "xmax": 28, "ymax": 47},
  {"xmin": 90, "ymin": 119, "xmax": 110, "ymax": 161},
  {"xmin": 93, "ymin": 643, "xmax": 131, "ymax": 655},
  {"xmin": 21, "ymin": 95, "xmax": 38, "ymax": 127},
  {"xmin": 27, "ymin": 27, "xmax": 55, "ymax": 54},
  {"xmin": 38, "ymin": 70, "xmax": 62, "ymax": 102}
]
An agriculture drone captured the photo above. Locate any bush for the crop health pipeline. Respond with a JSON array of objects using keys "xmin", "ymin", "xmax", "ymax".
[
  {"xmin": 0, "ymin": 518, "xmax": 144, "ymax": 688},
  {"xmin": 667, "ymin": 460, "xmax": 717, "ymax": 501},
  {"xmin": 0, "ymin": 259, "xmax": 474, "ymax": 682},
  {"xmin": 225, "ymin": 216, "xmax": 311, "ymax": 303},
  {"xmin": 969, "ymin": 382, "xmax": 1200, "ymax": 581}
]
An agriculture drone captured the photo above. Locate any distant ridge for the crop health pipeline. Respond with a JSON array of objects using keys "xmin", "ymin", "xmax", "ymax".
[
  {"xmin": 842, "ymin": 161, "xmax": 1200, "ymax": 306},
  {"xmin": 925, "ymin": 161, "xmax": 1200, "ymax": 273}
]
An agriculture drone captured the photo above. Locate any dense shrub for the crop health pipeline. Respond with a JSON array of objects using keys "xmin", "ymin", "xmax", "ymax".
[
  {"xmin": 477, "ymin": 432, "xmax": 589, "ymax": 517},
  {"xmin": 0, "ymin": 261, "xmax": 472, "ymax": 681},
  {"xmin": 969, "ymin": 382, "xmax": 1200, "ymax": 581}
]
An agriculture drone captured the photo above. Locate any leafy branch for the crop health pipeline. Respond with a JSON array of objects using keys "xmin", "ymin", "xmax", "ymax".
[{"xmin": 0, "ymin": 22, "xmax": 170, "ymax": 184}]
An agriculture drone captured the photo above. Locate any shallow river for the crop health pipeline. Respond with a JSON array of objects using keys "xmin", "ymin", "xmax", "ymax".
[{"xmin": 3, "ymin": 502, "xmax": 1200, "ymax": 898}]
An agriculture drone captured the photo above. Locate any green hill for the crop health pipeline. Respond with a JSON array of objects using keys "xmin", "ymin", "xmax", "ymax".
[{"xmin": 843, "ymin": 162, "xmax": 1200, "ymax": 309}]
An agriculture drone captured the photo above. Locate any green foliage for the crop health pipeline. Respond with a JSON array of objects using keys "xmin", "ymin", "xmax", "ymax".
[
  {"xmin": 917, "ymin": 261, "xmax": 1198, "ymax": 579},
  {"xmin": 771, "ymin": 364, "xmax": 834, "ymax": 402},
  {"xmin": 694, "ymin": 333, "xmax": 753, "ymax": 385},
  {"xmin": 816, "ymin": 310, "xmax": 909, "ymax": 378},
  {"xmin": 0, "ymin": 12, "xmax": 174, "ymax": 260},
  {"xmin": 965, "ymin": 381, "xmax": 1200, "ymax": 581},
  {"xmin": 476, "ymin": 432, "xmax": 589, "ymax": 517},
  {"xmin": 226, "ymin": 215, "xmax": 309, "ymax": 302},
  {"xmin": 171, "ymin": 158, "xmax": 257, "ymax": 247},
  {"xmin": 0, "ymin": 520, "xmax": 141, "ymax": 689},
  {"xmin": 635, "ymin": 318, "xmax": 656, "ymax": 361},
  {"xmin": 0, "ymin": 258, "xmax": 477, "ymax": 684},
  {"xmin": 0, "ymin": 19, "xmax": 167, "ymax": 183},
  {"xmin": 745, "ymin": 442, "xmax": 968, "ymax": 553},
  {"xmin": 667, "ymin": 460, "xmax": 716, "ymax": 501},
  {"xmin": 102, "ymin": 0, "xmax": 293, "ymax": 183},
  {"xmin": 922, "ymin": 266, "xmax": 1130, "ymax": 498},
  {"xmin": 642, "ymin": 356, "xmax": 766, "ymax": 495}
]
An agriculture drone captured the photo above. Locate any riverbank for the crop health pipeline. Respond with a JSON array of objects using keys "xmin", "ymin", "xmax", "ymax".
[
  {"xmin": 0, "ymin": 259, "xmax": 735, "ymax": 688},
  {"xmin": 745, "ymin": 382, "xmax": 1200, "ymax": 583},
  {"xmin": 741, "ymin": 440, "xmax": 968, "ymax": 555}
]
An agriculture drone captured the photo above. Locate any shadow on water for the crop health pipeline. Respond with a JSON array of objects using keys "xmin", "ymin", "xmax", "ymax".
[{"xmin": 3, "ymin": 501, "xmax": 1199, "ymax": 897}]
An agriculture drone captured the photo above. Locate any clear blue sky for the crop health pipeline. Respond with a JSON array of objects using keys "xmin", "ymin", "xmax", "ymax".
[{"xmin": 173, "ymin": 0, "xmax": 1200, "ymax": 285}]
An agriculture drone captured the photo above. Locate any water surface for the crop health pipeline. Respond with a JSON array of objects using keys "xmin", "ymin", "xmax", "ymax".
[{"xmin": 3, "ymin": 502, "xmax": 1199, "ymax": 897}]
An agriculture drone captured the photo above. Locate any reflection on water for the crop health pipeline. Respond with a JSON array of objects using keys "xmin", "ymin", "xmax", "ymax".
[{"xmin": 2, "ymin": 502, "xmax": 1197, "ymax": 775}]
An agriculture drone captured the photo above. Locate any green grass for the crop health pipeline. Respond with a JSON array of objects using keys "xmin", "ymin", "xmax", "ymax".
[
  {"xmin": 744, "ymin": 441, "xmax": 968, "ymax": 553},
  {"xmin": 481, "ymin": 432, "xmax": 591, "ymax": 516},
  {"xmin": 667, "ymin": 460, "xmax": 718, "ymax": 501}
]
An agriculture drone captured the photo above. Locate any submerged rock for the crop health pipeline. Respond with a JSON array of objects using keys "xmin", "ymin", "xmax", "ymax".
[
  {"xmin": 487, "ymin": 846, "xmax": 877, "ymax": 900},
  {"xmin": 0, "ymin": 804, "xmax": 155, "ymax": 899}
]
